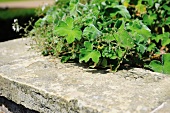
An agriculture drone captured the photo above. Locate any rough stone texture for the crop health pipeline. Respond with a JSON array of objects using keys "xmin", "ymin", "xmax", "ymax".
[{"xmin": 0, "ymin": 38, "xmax": 170, "ymax": 113}]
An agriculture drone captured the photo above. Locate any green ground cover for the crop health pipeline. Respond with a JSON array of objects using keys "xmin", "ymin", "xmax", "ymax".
[{"xmin": 17, "ymin": 0, "xmax": 170, "ymax": 74}]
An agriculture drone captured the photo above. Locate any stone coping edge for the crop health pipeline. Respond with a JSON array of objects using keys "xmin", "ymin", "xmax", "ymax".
[{"xmin": 0, "ymin": 74, "xmax": 99, "ymax": 113}]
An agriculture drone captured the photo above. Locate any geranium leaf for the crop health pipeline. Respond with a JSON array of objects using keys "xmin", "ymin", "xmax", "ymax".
[
  {"xmin": 66, "ymin": 17, "xmax": 74, "ymax": 29},
  {"xmin": 114, "ymin": 28, "xmax": 134, "ymax": 49},
  {"xmin": 161, "ymin": 32, "xmax": 170, "ymax": 46},
  {"xmin": 69, "ymin": 0, "xmax": 79, "ymax": 17},
  {"xmin": 109, "ymin": 5, "xmax": 131, "ymax": 19},
  {"xmin": 79, "ymin": 49, "xmax": 101, "ymax": 63},
  {"xmin": 83, "ymin": 24, "xmax": 102, "ymax": 40},
  {"xmin": 84, "ymin": 41, "xmax": 93, "ymax": 50},
  {"xmin": 115, "ymin": 5, "xmax": 131, "ymax": 19},
  {"xmin": 135, "ymin": 3, "xmax": 147, "ymax": 14},
  {"xmin": 162, "ymin": 53, "xmax": 170, "ymax": 74},
  {"xmin": 54, "ymin": 17, "xmax": 82, "ymax": 44},
  {"xmin": 103, "ymin": 34, "xmax": 115, "ymax": 42},
  {"xmin": 149, "ymin": 60, "xmax": 163, "ymax": 73}
]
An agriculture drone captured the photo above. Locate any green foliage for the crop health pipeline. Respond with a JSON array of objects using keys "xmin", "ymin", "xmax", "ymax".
[
  {"xmin": 145, "ymin": 53, "xmax": 170, "ymax": 74},
  {"xmin": 54, "ymin": 17, "xmax": 82, "ymax": 44},
  {"xmin": 29, "ymin": 0, "xmax": 170, "ymax": 74}
]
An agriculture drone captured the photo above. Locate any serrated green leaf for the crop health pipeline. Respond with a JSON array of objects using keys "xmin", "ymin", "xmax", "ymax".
[
  {"xmin": 161, "ymin": 32, "xmax": 170, "ymax": 46},
  {"xmin": 117, "ymin": 6, "xmax": 131, "ymax": 19},
  {"xmin": 165, "ymin": 17, "xmax": 170, "ymax": 25},
  {"xmin": 162, "ymin": 38, "xmax": 170, "ymax": 47},
  {"xmin": 135, "ymin": 34, "xmax": 145, "ymax": 43},
  {"xmin": 83, "ymin": 24, "xmax": 102, "ymax": 40},
  {"xmin": 162, "ymin": 53, "xmax": 170, "ymax": 74},
  {"xmin": 149, "ymin": 60, "xmax": 163, "ymax": 73},
  {"xmin": 114, "ymin": 28, "xmax": 134, "ymax": 49},
  {"xmin": 135, "ymin": 3, "xmax": 147, "ymax": 14},
  {"xmin": 163, "ymin": 63, "xmax": 170, "ymax": 74},
  {"xmin": 148, "ymin": 53, "xmax": 170, "ymax": 74},
  {"xmin": 111, "ymin": 55, "xmax": 118, "ymax": 60},
  {"xmin": 103, "ymin": 34, "xmax": 115, "ymax": 42},
  {"xmin": 137, "ymin": 44, "xmax": 146, "ymax": 54},
  {"xmin": 116, "ymin": 49, "xmax": 125, "ymax": 58},
  {"xmin": 83, "ymin": 27, "xmax": 92, "ymax": 36},
  {"xmin": 79, "ymin": 49, "xmax": 101, "ymax": 63},
  {"xmin": 110, "ymin": 5, "xmax": 131, "ymax": 19},
  {"xmin": 54, "ymin": 17, "xmax": 82, "ymax": 44},
  {"xmin": 127, "ymin": 20, "xmax": 151, "ymax": 38},
  {"xmin": 69, "ymin": 0, "xmax": 79, "ymax": 17},
  {"xmin": 152, "ymin": 35, "xmax": 161, "ymax": 43},
  {"xmin": 54, "ymin": 27, "xmax": 68, "ymax": 36},
  {"xmin": 35, "ymin": 19, "xmax": 43, "ymax": 27},
  {"xmin": 163, "ymin": 53, "xmax": 170, "ymax": 65},
  {"xmin": 143, "ymin": 14, "xmax": 157, "ymax": 25},
  {"xmin": 163, "ymin": 4, "xmax": 170, "ymax": 11},
  {"xmin": 46, "ymin": 15, "xmax": 54, "ymax": 23},
  {"xmin": 147, "ymin": 43, "xmax": 156, "ymax": 52},
  {"xmin": 84, "ymin": 41, "xmax": 93, "ymax": 50},
  {"xmin": 102, "ymin": 47, "xmax": 117, "ymax": 59},
  {"xmin": 58, "ymin": 21, "xmax": 67, "ymax": 27},
  {"xmin": 66, "ymin": 17, "xmax": 74, "ymax": 29},
  {"xmin": 65, "ymin": 29, "xmax": 82, "ymax": 43},
  {"xmin": 145, "ymin": 0, "xmax": 154, "ymax": 6}
]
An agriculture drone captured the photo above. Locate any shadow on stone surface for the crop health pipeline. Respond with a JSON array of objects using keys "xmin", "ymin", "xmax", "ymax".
[{"xmin": 0, "ymin": 96, "xmax": 39, "ymax": 113}]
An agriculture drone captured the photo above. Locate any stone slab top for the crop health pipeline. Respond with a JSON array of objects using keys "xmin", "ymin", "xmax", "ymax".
[{"xmin": 0, "ymin": 38, "xmax": 170, "ymax": 113}]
